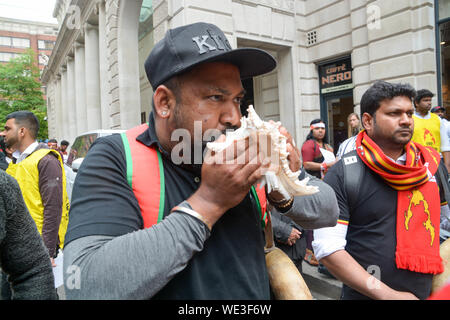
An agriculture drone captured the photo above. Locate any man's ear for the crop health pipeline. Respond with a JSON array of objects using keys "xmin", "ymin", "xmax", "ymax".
[
  {"xmin": 153, "ymin": 85, "xmax": 177, "ymax": 119},
  {"xmin": 361, "ymin": 112, "xmax": 374, "ymax": 134},
  {"xmin": 18, "ymin": 126, "xmax": 26, "ymax": 137}
]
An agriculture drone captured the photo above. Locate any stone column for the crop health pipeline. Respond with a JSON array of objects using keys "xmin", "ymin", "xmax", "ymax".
[
  {"xmin": 60, "ymin": 66, "xmax": 70, "ymax": 141},
  {"xmin": 84, "ymin": 22, "xmax": 102, "ymax": 131},
  {"xmin": 74, "ymin": 42, "xmax": 87, "ymax": 134},
  {"xmin": 117, "ymin": 0, "xmax": 142, "ymax": 129},
  {"xmin": 55, "ymin": 75, "xmax": 63, "ymax": 141},
  {"xmin": 98, "ymin": 0, "xmax": 110, "ymax": 129},
  {"xmin": 66, "ymin": 56, "xmax": 77, "ymax": 143}
]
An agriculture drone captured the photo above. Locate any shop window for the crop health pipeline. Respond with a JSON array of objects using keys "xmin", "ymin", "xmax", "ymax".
[
  {"xmin": 439, "ymin": 0, "xmax": 450, "ymax": 20},
  {"xmin": 0, "ymin": 52, "xmax": 17, "ymax": 62},
  {"xmin": 0, "ymin": 36, "xmax": 11, "ymax": 46},
  {"xmin": 38, "ymin": 40, "xmax": 55, "ymax": 50},
  {"xmin": 12, "ymin": 37, "xmax": 30, "ymax": 48}
]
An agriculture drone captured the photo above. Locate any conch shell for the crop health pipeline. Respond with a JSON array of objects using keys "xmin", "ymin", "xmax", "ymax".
[{"xmin": 206, "ymin": 105, "xmax": 318, "ymax": 199}]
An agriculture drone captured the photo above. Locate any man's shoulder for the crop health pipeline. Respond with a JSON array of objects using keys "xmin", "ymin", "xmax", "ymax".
[{"xmin": 325, "ymin": 151, "xmax": 364, "ymax": 188}]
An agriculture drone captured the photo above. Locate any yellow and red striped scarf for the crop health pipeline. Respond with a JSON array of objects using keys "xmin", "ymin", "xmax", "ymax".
[{"xmin": 355, "ymin": 130, "xmax": 443, "ymax": 274}]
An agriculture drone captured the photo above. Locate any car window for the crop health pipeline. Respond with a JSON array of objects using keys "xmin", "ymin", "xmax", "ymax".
[{"xmin": 69, "ymin": 133, "xmax": 99, "ymax": 164}]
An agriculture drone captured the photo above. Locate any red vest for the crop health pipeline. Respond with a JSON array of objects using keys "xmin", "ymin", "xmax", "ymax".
[{"xmin": 120, "ymin": 124, "xmax": 268, "ymax": 228}]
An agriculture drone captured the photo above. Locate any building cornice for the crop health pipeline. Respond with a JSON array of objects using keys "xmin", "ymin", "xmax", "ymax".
[{"xmin": 42, "ymin": 0, "xmax": 100, "ymax": 84}]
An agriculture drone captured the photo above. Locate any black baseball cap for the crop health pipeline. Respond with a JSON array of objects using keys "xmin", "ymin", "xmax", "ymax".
[{"xmin": 144, "ymin": 22, "xmax": 276, "ymax": 90}]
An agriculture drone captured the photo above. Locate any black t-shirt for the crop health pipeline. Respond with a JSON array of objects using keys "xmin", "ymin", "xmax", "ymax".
[
  {"xmin": 65, "ymin": 115, "xmax": 270, "ymax": 299},
  {"xmin": 323, "ymin": 159, "xmax": 445, "ymax": 300}
]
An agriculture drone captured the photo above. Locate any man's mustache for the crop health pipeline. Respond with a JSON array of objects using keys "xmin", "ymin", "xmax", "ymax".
[
  {"xmin": 201, "ymin": 126, "xmax": 239, "ymax": 145},
  {"xmin": 395, "ymin": 127, "xmax": 413, "ymax": 134}
]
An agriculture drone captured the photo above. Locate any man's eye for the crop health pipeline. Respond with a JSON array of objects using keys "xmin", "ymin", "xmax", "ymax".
[{"xmin": 209, "ymin": 95, "xmax": 222, "ymax": 102}]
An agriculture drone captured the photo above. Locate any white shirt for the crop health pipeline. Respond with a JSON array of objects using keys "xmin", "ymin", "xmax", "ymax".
[
  {"xmin": 336, "ymin": 136, "xmax": 357, "ymax": 160},
  {"xmin": 13, "ymin": 141, "xmax": 39, "ymax": 164}
]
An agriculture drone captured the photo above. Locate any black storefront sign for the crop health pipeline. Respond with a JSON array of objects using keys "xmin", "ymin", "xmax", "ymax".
[{"xmin": 319, "ymin": 57, "xmax": 353, "ymax": 94}]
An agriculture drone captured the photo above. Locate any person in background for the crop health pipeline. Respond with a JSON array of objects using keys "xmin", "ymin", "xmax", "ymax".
[
  {"xmin": 60, "ymin": 140, "xmax": 70, "ymax": 164},
  {"xmin": 0, "ymin": 170, "xmax": 58, "ymax": 300},
  {"xmin": 411, "ymin": 90, "xmax": 450, "ymax": 173},
  {"xmin": 301, "ymin": 119, "xmax": 337, "ymax": 179},
  {"xmin": 431, "ymin": 106, "xmax": 447, "ymax": 121},
  {"xmin": 0, "ymin": 111, "xmax": 69, "ymax": 270},
  {"xmin": 0, "ymin": 137, "xmax": 8, "ymax": 171},
  {"xmin": 431, "ymin": 106, "xmax": 450, "ymax": 173},
  {"xmin": 336, "ymin": 113, "xmax": 362, "ymax": 160},
  {"xmin": 271, "ymin": 209, "xmax": 305, "ymax": 274},
  {"xmin": 47, "ymin": 139, "xmax": 58, "ymax": 150},
  {"xmin": 313, "ymin": 81, "xmax": 448, "ymax": 300}
]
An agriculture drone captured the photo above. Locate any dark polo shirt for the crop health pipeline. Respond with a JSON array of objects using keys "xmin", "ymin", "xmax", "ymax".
[
  {"xmin": 324, "ymin": 158, "xmax": 446, "ymax": 300},
  {"xmin": 65, "ymin": 113, "xmax": 270, "ymax": 299}
]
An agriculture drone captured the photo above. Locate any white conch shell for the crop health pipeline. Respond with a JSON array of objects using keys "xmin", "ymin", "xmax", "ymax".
[{"xmin": 206, "ymin": 105, "xmax": 319, "ymax": 199}]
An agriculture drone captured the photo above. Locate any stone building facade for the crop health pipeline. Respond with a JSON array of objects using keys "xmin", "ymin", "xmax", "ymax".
[{"xmin": 42, "ymin": 0, "xmax": 439, "ymax": 151}]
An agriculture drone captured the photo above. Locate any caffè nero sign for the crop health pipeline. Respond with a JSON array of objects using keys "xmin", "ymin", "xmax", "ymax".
[{"xmin": 319, "ymin": 57, "xmax": 353, "ymax": 94}]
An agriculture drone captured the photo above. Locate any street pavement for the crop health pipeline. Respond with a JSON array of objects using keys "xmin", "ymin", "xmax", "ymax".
[{"xmin": 302, "ymin": 261, "xmax": 342, "ymax": 300}]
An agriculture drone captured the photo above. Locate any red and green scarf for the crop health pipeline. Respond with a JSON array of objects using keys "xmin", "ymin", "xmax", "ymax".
[{"xmin": 355, "ymin": 130, "xmax": 443, "ymax": 274}]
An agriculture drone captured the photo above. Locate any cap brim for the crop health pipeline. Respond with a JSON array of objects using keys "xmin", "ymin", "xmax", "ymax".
[{"xmin": 180, "ymin": 47, "xmax": 276, "ymax": 80}]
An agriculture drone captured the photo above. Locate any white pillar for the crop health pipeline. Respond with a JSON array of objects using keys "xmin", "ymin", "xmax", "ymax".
[
  {"xmin": 55, "ymin": 76, "xmax": 63, "ymax": 141},
  {"xmin": 118, "ymin": 0, "xmax": 142, "ymax": 129},
  {"xmin": 60, "ymin": 66, "xmax": 70, "ymax": 142},
  {"xmin": 74, "ymin": 42, "xmax": 87, "ymax": 134},
  {"xmin": 85, "ymin": 23, "xmax": 102, "ymax": 131},
  {"xmin": 66, "ymin": 57, "xmax": 77, "ymax": 143},
  {"xmin": 98, "ymin": 0, "xmax": 110, "ymax": 129}
]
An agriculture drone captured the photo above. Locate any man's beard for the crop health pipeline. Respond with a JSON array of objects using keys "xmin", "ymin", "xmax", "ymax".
[
  {"xmin": 4, "ymin": 135, "xmax": 18, "ymax": 149},
  {"xmin": 172, "ymin": 103, "xmax": 239, "ymax": 166},
  {"xmin": 372, "ymin": 123, "xmax": 412, "ymax": 149}
]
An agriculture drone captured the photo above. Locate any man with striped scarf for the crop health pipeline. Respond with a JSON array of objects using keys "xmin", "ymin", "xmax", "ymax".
[{"xmin": 312, "ymin": 81, "xmax": 447, "ymax": 300}]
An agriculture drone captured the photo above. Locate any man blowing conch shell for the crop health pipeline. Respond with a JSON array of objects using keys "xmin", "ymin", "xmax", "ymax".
[{"xmin": 63, "ymin": 22, "xmax": 339, "ymax": 299}]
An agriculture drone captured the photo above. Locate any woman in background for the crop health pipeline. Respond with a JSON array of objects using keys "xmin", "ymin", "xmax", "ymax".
[
  {"xmin": 336, "ymin": 113, "xmax": 362, "ymax": 160},
  {"xmin": 301, "ymin": 119, "xmax": 336, "ymax": 179}
]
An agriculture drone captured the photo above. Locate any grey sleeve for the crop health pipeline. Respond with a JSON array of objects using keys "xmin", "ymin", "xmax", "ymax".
[
  {"xmin": 63, "ymin": 210, "xmax": 210, "ymax": 300},
  {"xmin": 283, "ymin": 173, "xmax": 339, "ymax": 229}
]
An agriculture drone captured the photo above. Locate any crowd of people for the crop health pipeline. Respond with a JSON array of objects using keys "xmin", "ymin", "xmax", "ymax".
[{"xmin": 0, "ymin": 22, "xmax": 449, "ymax": 300}]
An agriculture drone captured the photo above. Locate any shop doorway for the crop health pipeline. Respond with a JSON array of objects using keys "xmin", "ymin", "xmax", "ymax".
[
  {"xmin": 321, "ymin": 91, "xmax": 354, "ymax": 151},
  {"xmin": 318, "ymin": 56, "xmax": 354, "ymax": 152}
]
